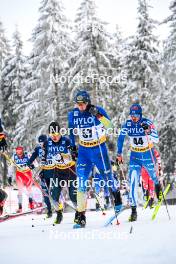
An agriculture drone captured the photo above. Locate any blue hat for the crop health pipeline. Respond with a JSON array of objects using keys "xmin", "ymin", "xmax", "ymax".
[
  {"xmin": 129, "ymin": 104, "xmax": 142, "ymax": 117},
  {"xmin": 38, "ymin": 134, "xmax": 47, "ymax": 143},
  {"xmin": 74, "ymin": 90, "xmax": 91, "ymax": 103}
]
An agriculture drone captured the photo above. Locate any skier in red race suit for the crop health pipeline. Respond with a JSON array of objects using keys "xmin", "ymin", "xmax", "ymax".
[
  {"xmin": 141, "ymin": 148, "xmax": 162, "ymax": 208},
  {"xmin": 12, "ymin": 146, "xmax": 34, "ymax": 212}
]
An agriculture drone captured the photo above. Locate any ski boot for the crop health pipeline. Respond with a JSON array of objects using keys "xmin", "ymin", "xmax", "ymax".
[
  {"xmin": 0, "ymin": 189, "xmax": 8, "ymax": 216},
  {"xmin": 104, "ymin": 196, "xmax": 110, "ymax": 210},
  {"xmin": 73, "ymin": 212, "xmax": 86, "ymax": 228},
  {"xmin": 74, "ymin": 210, "xmax": 79, "ymax": 224},
  {"xmin": 114, "ymin": 204, "xmax": 123, "ymax": 214},
  {"xmin": 155, "ymin": 184, "xmax": 162, "ymax": 202},
  {"xmin": 0, "ymin": 201, "xmax": 5, "ymax": 216},
  {"xmin": 149, "ymin": 198, "xmax": 155, "ymax": 209},
  {"xmin": 16, "ymin": 203, "xmax": 22, "ymax": 213},
  {"xmin": 95, "ymin": 202, "xmax": 100, "ymax": 211},
  {"xmin": 128, "ymin": 206, "xmax": 137, "ymax": 222},
  {"xmin": 29, "ymin": 198, "xmax": 35, "ymax": 210},
  {"xmin": 46, "ymin": 210, "xmax": 53, "ymax": 218},
  {"xmin": 54, "ymin": 210, "xmax": 63, "ymax": 224}
]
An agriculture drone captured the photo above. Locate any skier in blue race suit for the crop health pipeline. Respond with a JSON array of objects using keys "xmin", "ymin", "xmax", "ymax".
[
  {"xmin": 117, "ymin": 103, "xmax": 162, "ymax": 221},
  {"xmin": 28, "ymin": 134, "xmax": 53, "ymax": 218},
  {"xmin": 68, "ymin": 90, "xmax": 122, "ymax": 228}
]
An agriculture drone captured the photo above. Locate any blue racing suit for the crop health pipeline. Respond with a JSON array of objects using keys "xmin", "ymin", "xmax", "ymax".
[
  {"xmin": 28, "ymin": 145, "xmax": 52, "ymax": 212},
  {"xmin": 68, "ymin": 106, "xmax": 122, "ymax": 212},
  {"xmin": 117, "ymin": 117, "xmax": 159, "ymax": 207}
]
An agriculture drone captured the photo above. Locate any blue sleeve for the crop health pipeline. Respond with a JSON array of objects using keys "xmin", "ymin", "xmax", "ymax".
[
  {"xmin": 65, "ymin": 137, "xmax": 71, "ymax": 149},
  {"xmin": 117, "ymin": 122, "xmax": 128, "ymax": 155},
  {"xmin": 142, "ymin": 118, "xmax": 159, "ymax": 144},
  {"xmin": 68, "ymin": 111, "xmax": 76, "ymax": 147},
  {"xmin": 97, "ymin": 106, "xmax": 110, "ymax": 120},
  {"xmin": 0, "ymin": 118, "xmax": 3, "ymax": 132},
  {"xmin": 28, "ymin": 147, "xmax": 39, "ymax": 165}
]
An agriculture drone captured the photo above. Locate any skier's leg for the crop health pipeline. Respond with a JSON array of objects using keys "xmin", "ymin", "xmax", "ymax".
[
  {"xmin": 93, "ymin": 144, "xmax": 122, "ymax": 212},
  {"xmin": 143, "ymin": 150, "xmax": 162, "ymax": 201},
  {"xmin": 16, "ymin": 172, "xmax": 24, "ymax": 212},
  {"xmin": 51, "ymin": 177, "xmax": 63, "ymax": 224},
  {"xmin": 75, "ymin": 146, "xmax": 92, "ymax": 227},
  {"xmin": 40, "ymin": 172, "xmax": 53, "ymax": 217},
  {"xmin": 128, "ymin": 156, "xmax": 141, "ymax": 221},
  {"xmin": 0, "ymin": 189, "xmax": 8, "ymax": 216},
  {"xmin": 25, "ymin": 171, "xmax": 34, "ymax": 209}
]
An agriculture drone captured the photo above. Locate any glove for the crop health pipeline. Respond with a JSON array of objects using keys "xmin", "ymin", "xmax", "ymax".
[
  {"xmin": 8, "ymin": 177, "xmax": 12, "ymax": 186},
  {"xmin": 70, "ymin": 146, "xmax": 78, "ymax": 161},
  {"xmin": 116, "ymin": 154, "xmax": 123, "ymax": 165},
  {"xmin": 86, "ymin": 104, "xmax": 101, "ymax": 117},
  {"xmin": 54, "ymin": 153, "xmax": 63, "ymax": 162},
  {"xmin": 158, "ymin": 164, "xmax": 162, "ymax": 177},
  {"xmin": 28, "ymin": 164, "xmax": 35, "ymax": 170},
  {"xmin": 39, "ymin": 171, "xmax": 44, "ymax": 179},
  {"xmin": 0, "ymin": 137, "xmax": 7, "ymax": 152},
  {"xmin": 141, "ymin": 122, "xmax": 151, "ymax": 134}
]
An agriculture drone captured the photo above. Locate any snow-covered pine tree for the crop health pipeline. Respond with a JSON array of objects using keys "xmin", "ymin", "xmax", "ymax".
[
  {"xmin": 157, "ymin": 0, "xmax": 176, "ymax": 175},
  {"xmin": 67, "ymin": 0, "xmax": 113, "ymax": 108},
  {"xmin": 122, "ymin": 0, "xmax": 161, "ymax": 121},
  {"xmin": 0, "ymin": 20, "xmax": 10, "ymax": 113},
  {"xmin": 109, "ymin": 25, "xmax": 128, "ymax": 127},
  {"xmin": 1, "ymin": 27, "xmax": 26, "ymax": 147},
  {"xmin": 16, "ymin": 0, "xmax": 72, "ymax": 147}
]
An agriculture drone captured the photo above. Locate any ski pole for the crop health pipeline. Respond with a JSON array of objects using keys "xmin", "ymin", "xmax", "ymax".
[{"xmin": 92, "ymin": 115, "xmax": 120, "ymax": 224}]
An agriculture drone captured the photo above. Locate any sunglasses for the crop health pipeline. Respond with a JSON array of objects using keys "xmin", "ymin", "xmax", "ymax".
[
  {"xmin": 131, "ymin": 114, "xmax": 140, "ymax": 118},
  {"xmin": 49, "ymin": 133, "xmax": 60, "ymax": 137}
]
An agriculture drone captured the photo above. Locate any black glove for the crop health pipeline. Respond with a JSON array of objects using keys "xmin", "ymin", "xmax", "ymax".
[
  {"xmin": 0, "ymin": 137, "xmax": 7, "ymax": 152},
  {"xmin": 141, "ymin": 122, "xmax": 150, "ymax": 130},
  {"xmin": 70, "ymin": 146, "xmax": 78, "ymax": 161},
  {"xmin": 8, "ymin": 177, "xmax": 12, "ymax": 186},
  {"xmin": 116, "ymin": 154, "xmax": 123, "ymax": 165},
  {"xmin": 141, "ymin": 122, "xmax": 152, "ymax": 135},
  {"xmin": 28, "ymin": 164, "xmax": 35, "ymax": 170},
  {"xmin": 86, "ymin": 104, "xmax": 100, "ymax": 116}
]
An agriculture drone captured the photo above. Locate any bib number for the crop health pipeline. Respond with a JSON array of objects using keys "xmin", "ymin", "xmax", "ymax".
[
  {"xmin": 82, "ymin": 128, "xmax": 92, "ymax": 139},
  {"xmin": 133, "ymin": 137, "xmax": 144, "ymax": 146}
]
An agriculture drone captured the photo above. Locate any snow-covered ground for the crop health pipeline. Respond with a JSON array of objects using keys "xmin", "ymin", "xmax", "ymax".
[{"xmin": 1, "ymin": 204, "xmax": 176, "ymax": 264}]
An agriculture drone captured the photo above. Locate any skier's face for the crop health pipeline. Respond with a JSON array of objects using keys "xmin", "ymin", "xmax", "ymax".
[
  {"xmin": 39, "ymin": 142, "xmax": 44, "ymax": 148},
  {"xmin": 16, "ymin": 149, "xmax": 23, "ymax": 157},
  {"xmin": 76, "ymin": 102, "xmax": 88, "ymax": 111},
  {"xmin": 50, "ymin": 133, "xmax": 61, "ymax": 142},
  {"xmin": 131, "ymin": 115, "xmax": 140, "ymax": 123}
]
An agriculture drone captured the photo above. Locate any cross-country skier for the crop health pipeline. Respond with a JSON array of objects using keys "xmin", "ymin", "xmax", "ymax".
[
  {"xmin": 0, "ymin": 117, "xmax": 8, "ymax": 215},
  {"xmin": 27, "ymin": 134, "xmax": 53, "ymax": 218},
  {"xmin": 68, "ymin": 90, "xmax": 122, "ymax": 228},
  {"xmin": 142, "ymin": 148, "xmax": 162, "ymax": 208},
  {"xmin": 0, "ymin": 118, "xmax": 7, "ymax": 152},
  {"xmin": 12, "ymin": 146, "xmax": 34, "ymax": 212},
  {"xmin": 117, "ymin": 103, "xmax": 162, "ymax": 221},
  {"xmin": 40, "ymin": 122, "xmax": 78, "ymax": 224}
]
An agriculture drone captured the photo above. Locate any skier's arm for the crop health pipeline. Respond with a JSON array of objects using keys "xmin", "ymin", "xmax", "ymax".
[
  {"xmin": 87, "ymin": 105, "xmax": 113, "ymax": 129},
  {"xmin": 27, "ymin": 147, "xmax": 39, "ymax": 166},
  {"xmin": 117, "ymin": 123, "xmax": 128, "ymax": 155},
  {"xmin": 141, "ymin": 120, "xmax": 159, "ymax": 143},
  {"xmin": 68, "ymin": 111, "xmax": 76, "ymax": 147}
]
